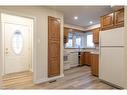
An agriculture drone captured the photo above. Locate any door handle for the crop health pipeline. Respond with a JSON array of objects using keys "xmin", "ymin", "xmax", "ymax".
[
  {"xmin": 5, "ymin": 52, "xmax": 8, "ymax": 54},
  {"xmin": 5, "ymin": 48, "xmax": 9, "ymax": 55}
]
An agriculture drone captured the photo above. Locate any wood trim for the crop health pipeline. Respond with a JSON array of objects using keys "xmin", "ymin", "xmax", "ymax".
[
  {"xmin": 101, "ymin": 25, "xmax": 124, "ymax": 31},
  {"xmin": 100, "ymin": 11, "xmax": 113, "ymax": 18},
  {"xmin": 114, "ymin": 8, "xmax": 124, "ymax": 13}
]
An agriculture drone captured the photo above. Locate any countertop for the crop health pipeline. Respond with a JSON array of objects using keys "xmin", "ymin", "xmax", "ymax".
[
  {"xmin": 90, "ymin": 51, "xmax": 99, "ymax": 54},
  {"xmin": 69, "ymin": 50, "xmax": 99, "ymax": 54},
  {"xmin": 64, "ymin": 48, "xmax": 99, "ymax": 55}
]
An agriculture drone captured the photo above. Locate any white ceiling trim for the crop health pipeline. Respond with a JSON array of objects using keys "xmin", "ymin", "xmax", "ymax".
[{"xmin": 64, "ymin": 23, "xmax": 85, "ymax": 31}]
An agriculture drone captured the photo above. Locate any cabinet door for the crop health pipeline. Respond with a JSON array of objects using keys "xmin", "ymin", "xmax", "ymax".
[
  {"xmin": 101, "ymin": 13, "xmax": 114, "ymax": 30},
  {"xmin": 64, "ymin": 28, "xmax": 69, "ymax": 37},
  {"xmin": 91, "ymin": 54, "xmax": 99, "ymax": 76},
  {"xmin": 114, "ymin": 8, "xmax": 124, "ymax": 26},
  {"xmin": 64, "ymin": 28, "xmax": 69, "ymax": 43},
  {"xmin": 92, "ymin": 28, "xmax": 100, "ymax": 44},
  {"xmin": 48, "ymin": 40, "xmax": 60, "ymax": 77},
  {"xmin": 85, "ymin": 52, "xmax": 91, "ymax": 66},
  {"xmin": 48, "ymin": 16, "xmax": 60, "ymax": 41},
  {"xmin": 48, "ymin": 16, "xmax": 60, "ymax": 77},
  {"xmin": 80, "ymin": 52, "xmax": 85, "ymax": 65}
]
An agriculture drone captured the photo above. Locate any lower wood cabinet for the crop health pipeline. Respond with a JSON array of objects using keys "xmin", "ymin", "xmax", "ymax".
[
  {"xmin": 79, "ymin": 52, "xmax": 85, "ymax": 65},
  {"xmin": 91, "ymin": 54, "xmax": 99, "ymax": 76},
  {"xmin": 79, "ymin": 52, "xmax": 91, "ymax": 66},
  {"xmin": 79, "ymin": 51, "xmax": 99, "ymax": 76},
  {"xmin": 85, "ymin": 52, "xmax": 91, "ymax": 66}
]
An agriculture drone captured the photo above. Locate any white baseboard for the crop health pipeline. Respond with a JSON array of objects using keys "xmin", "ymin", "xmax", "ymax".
[
  {"xmin": 34, "ymin": 74, "xmax": 64, "ymax": 84},
  {"xmin": 34, "ymin": 78, "xmax": 47, "ymax": 84},
  {"xmin": 29, "ymin": 69, "xmax": 33, "ymax": 72},
  {"xmin": 70, "ymin": 64, "xmax": 79, "ymax": 68}
]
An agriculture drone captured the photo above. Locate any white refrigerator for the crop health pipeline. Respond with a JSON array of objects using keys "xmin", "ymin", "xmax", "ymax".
[{"xmin": 99, "ymin": 27, "xmax": 125, "ymax": 88}]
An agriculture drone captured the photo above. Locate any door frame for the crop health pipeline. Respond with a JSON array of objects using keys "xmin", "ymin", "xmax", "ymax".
[{"xmin": 0, "ymin": 11, "xmax": 37, "ymax": 84}]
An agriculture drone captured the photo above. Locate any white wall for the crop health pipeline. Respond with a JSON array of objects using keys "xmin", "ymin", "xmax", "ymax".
[
  {"xmin": 0, "ymin": 6, "xmax": 64, "ymax": 84},
  {"xmin": 0, "ymin": 13, "xmax": 2, "ymax": 88},
  {"xmin": 124, "ymin": 6, "xmax": 127, "ymax": 89}
]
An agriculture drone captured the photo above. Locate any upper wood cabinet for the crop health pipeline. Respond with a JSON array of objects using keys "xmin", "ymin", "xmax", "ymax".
[
  {"xmin": 114, "ymin": 8, "xmax": 124, "ymax": 26},
  {"xmin": 101, "ymin": 13, "xmax": 114, "ymax": 30},
  {"xmin": 79, "ymin": 52, "xmax": 91, "ymax": 66},
  {"xmin": 64, "ymin": 28, "xmax": 69, "ymax": 37},
  {"xmin": 64, "ymin": 28, "xmax": 69, "ymax": 43},
  {"xmin": 85, "ymin": 52, "xmax": 91, "ymax": 66},
  {"xmin": 100, "ymin": 8, "xmax": 124, "ymax": 30},
  {"xmin": 92, "ymin": 28, "xmax": 100, "ymax": 44}
]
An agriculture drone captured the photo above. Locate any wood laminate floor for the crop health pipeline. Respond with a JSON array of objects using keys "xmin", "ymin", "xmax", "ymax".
[{"xmin": 2, "ymin": 66, "xmax": 117, "ymax": 89}]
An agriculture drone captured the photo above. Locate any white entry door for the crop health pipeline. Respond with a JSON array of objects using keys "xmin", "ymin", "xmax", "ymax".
[{"xmin": 4, "ymin": 23, "xmax": 30, "ymax": 74}]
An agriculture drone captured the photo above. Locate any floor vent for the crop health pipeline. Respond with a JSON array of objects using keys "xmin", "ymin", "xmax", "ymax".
[{"xmin": 49, "ymin": 80, "xmax": 56, "ymax": 83}]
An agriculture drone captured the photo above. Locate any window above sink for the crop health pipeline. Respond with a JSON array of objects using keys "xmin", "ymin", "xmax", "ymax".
[
  {"xmin": 64, "ymin": 31, "xmax": 95, "ymax": 49},
  {"xmin": 65, "ymin": 32, "xmax": 85, "ymax": 48}
]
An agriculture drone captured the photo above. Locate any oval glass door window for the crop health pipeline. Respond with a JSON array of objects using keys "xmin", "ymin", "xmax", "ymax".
[{"xmin": 12, "ymin": 30, "xmax": 23, "ymax": 54}]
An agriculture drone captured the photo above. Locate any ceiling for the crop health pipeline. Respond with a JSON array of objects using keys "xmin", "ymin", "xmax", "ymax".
[{"xmin": 49, "ymin": 6, "xmax": 113, "ymax": 28}]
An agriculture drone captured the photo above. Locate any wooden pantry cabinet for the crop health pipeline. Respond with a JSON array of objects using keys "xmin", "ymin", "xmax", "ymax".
[{"xmin": 48, "ymin": 16, "xmax": 60, "ymax": 77}]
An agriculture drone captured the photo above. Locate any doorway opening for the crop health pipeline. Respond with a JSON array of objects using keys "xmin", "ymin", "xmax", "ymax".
[{"xmin": 1, "ymin": 13, "xmax": 34, "ymax": 88}]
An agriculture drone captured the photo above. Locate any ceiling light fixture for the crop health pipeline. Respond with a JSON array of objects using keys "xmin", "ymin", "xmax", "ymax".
[
  {"xmin": 89, "ymin": 21, "xmax": 93, "ymax": 24},
  {"xmin": 74, "ymin": 16, "xmax": 78, "ymax": 20}
]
